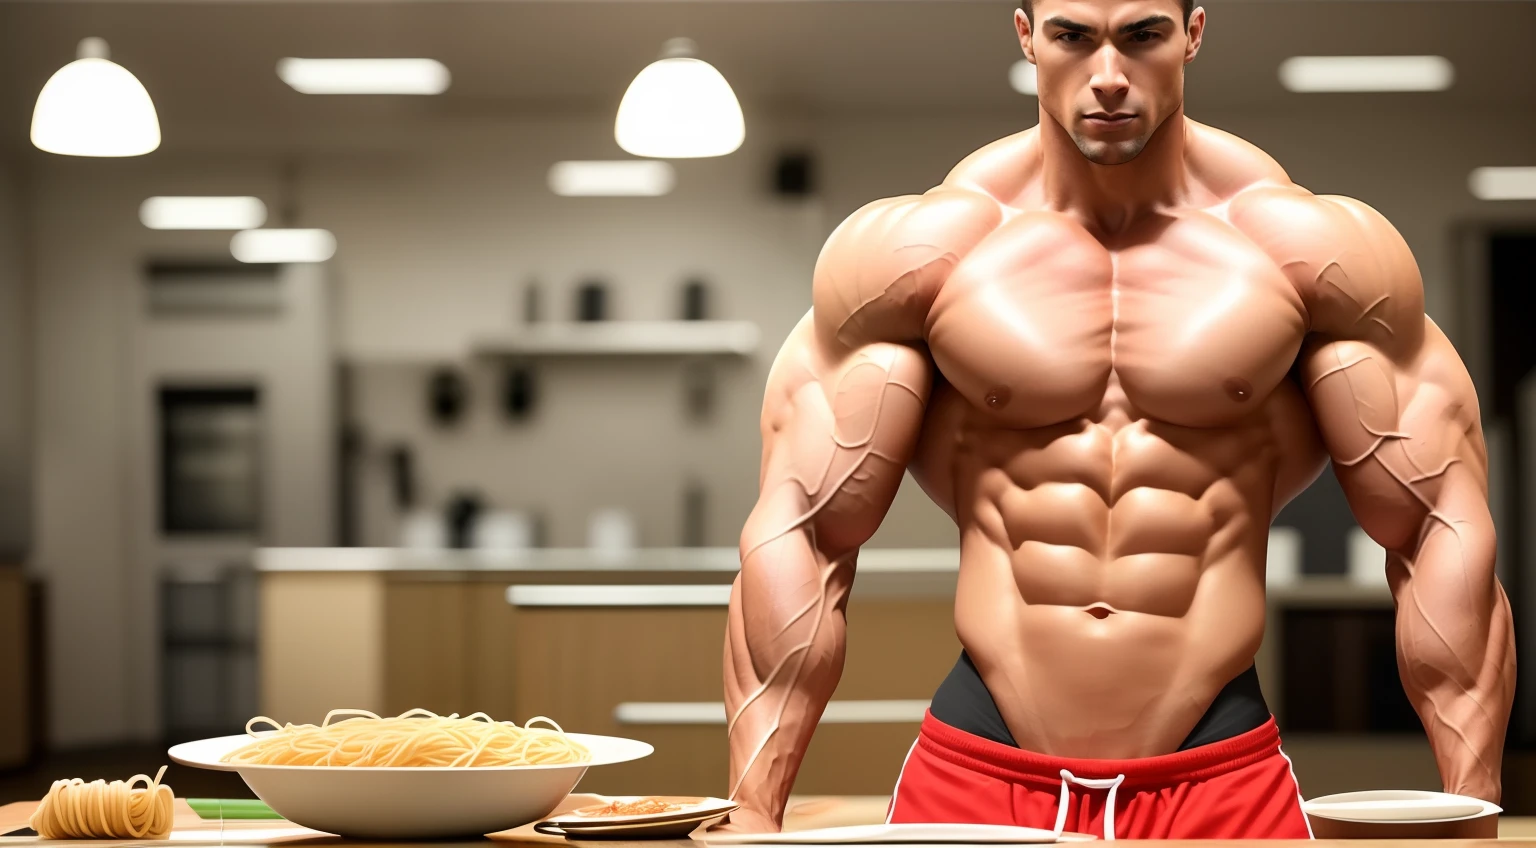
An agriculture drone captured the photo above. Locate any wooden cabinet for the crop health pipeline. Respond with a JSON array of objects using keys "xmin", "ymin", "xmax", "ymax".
[
  {"xmin": 0, "ymin": 568, "xmax": 28, "ymax": 769},
  {"xmin": 0, "ymin": 565, "xmax": 31, "ymax": 771},
  {"xmin": 382, "ymin": 581, "xmax": 472, "ymax": 715}
]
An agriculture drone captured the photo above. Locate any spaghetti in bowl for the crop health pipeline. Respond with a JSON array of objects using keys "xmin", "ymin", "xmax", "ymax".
[{"xmin": 168, "ymin": 710, "xmax": 653, "ymax": 839}]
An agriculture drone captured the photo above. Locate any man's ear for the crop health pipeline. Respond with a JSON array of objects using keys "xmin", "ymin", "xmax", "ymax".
[
  {"xmin": 1015, "ymin": 8, "xmax": 1036, "ymax": 64},
  {"xmin": 1185, "ymin": 6, "xmax": 1205, "ymax": 63}
]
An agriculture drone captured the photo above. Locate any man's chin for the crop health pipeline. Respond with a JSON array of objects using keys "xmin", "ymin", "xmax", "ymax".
[{"xmin": 1073, "ymin": 135, "xmax": 1150, "ymax": 166}]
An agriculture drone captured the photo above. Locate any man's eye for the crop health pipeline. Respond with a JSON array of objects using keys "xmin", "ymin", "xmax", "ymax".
[
  {"xmin": 1057, "ymin": 32, "xmax": 1085, "ymax": 42},
  {"xmin": 1131, "ymin": 30, "xmax": 1160, "ymax": 42}
]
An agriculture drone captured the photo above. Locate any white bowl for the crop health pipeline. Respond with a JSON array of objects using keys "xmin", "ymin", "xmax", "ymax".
[{"xmin": 168, "ymin": 732, "xmax": 653, "ymax": 839}]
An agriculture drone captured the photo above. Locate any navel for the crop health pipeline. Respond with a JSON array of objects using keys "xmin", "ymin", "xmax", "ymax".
[{"xmin": 1223, "ymin": 377, "xmax": 1254, "ymax": 403}]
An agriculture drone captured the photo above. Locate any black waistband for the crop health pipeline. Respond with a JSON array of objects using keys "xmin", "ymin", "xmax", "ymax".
[{"xmin": 929, "ymin": 651, "xmax": 1270, "ymax": 751}]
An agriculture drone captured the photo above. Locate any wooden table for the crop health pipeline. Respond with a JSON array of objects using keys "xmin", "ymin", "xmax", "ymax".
[{"xmin": 2, "ymin": 795, "xmax": 1531, "ymax": 846}]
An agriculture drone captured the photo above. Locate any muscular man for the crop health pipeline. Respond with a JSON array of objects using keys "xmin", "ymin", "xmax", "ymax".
[{"xmin": 721, "ymin": 0, "xmax": 1515, "ymax": 840}]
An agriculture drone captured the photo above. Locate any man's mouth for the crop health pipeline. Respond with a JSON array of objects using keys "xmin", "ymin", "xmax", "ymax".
[{"xmin": 1083, "ymin": 112, "xmax": 1136, "ymax": 128}]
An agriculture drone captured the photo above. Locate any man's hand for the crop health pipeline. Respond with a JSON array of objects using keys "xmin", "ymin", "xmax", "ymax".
[{"xmin": 707, "ymin": 807, "xmax": 782, "ymax": 835}]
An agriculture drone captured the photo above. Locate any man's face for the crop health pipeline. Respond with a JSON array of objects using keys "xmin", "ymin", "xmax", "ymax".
[{"xmin": 1017, "ymin": 0, "xmax": 1204, "ymax": 165}]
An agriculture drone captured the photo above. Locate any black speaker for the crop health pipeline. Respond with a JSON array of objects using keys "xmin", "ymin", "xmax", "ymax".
[
  {"xmin": 502, "ymin": 362, "xmax": 537, "ymax": 421},
  {"xmin": 577, "ymin": 280, "xmax": 608, "ymax": 321},
  {"xmin": 387, "ymin": 444, "xmax": 416, "ymax": 510},
  {"xmin": 774, "ymin": 151, "xmax": 815, "ymax": 196},
  {"xmin": 682, "ymin": 278, "xmax": 709, "ymax": 321},
  {"xmin": 428, "ymin": 368, "xmax": 469, "ymax": 427}
]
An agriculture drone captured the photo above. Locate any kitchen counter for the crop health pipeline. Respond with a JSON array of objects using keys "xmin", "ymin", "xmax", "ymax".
[
  {"xmin": 2, "ymin": 795, "xmax": 1531, "ymax": 844},
  {"xmin": 256, "ymin": 546, "xmax": 1392, "ymax": 603},
  {"xmin": 256, "ymin": 548, "xmax": 961, "ymax": 598}
]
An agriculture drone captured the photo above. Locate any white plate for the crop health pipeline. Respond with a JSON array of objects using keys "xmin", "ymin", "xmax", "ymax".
[
  {"xmin": 167, "ymin": 732, "xmax": 652, "ymax": 839},
  {"xmin": 547, "ymin": 795, "xmax": 739, "ymax": 827},
  {"xmin": 536, "ymin": 797, "xmax": 738, "ymax": 841},
  {"xmin": 702, "ymin": 823, "xmax": 1072, "ymax": 844},
  {"xmin": 1303, "ymin": 790, "xmax": 1501, "ymax": 823}
]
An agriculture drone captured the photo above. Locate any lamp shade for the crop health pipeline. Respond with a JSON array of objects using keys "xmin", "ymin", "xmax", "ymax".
[
  {"xmin": 31, "ymin": 38, "xmax": 160, "ymax": 157},
  {"xmin": 615, "ymin": 40, "xmax": 744, "ymax": 159}
]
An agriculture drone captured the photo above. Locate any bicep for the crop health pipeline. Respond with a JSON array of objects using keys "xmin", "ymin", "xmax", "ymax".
[
  {"xmin": 747, "ymin": 317, "xmax": 932, "ymax": 561},
  {"xmin": 1301, "ymin": 319, "xmax": 1489, "ymax": 556},
  {"xmin": 743, "ymin": 188, "xmax": 995, "ymax": 555}
]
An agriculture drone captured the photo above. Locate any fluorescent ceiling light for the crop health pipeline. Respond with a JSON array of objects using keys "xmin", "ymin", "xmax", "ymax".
[
  {"xmin": 548, "ymin": 160, "xmax": 675, "ymax": 197},
  {"xmin": 31, "ymin": 37, "xmax": 160, "ymax": 157},
  {"xmin": 231, "ymin": 229, "xmax": 336, "ymax": 264},
  {"xmin": 1009, "ymin": 59, "xmax": 1037, "ymax": 96},
  {"xmin": 1278, "ymin": 55, "xmax": 1453, "ymax": 93},
  {"xmin": 1469, "ymin": 167, "xmax": 1536, "ymax": 201},
  {"xmin": 616, "ymin": 38, "xmax": 744, "ymax": 159},
  {"xmin": 277, "ymin": 58, "xmax": 450, "ymax": 95},
  {"xmin": 140, "ymin": 196, "xmax": 267, "ymax": 230}
]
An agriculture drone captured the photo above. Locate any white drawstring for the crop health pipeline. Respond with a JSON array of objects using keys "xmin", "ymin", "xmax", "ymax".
[{"xmin": 1053, "ymin": 769, "xmax": 1127, "ymax": 841}]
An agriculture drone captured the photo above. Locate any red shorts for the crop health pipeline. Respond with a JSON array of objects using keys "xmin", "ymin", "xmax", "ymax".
[{"xmin": 887, "ymin": 711, "xmax": 1313, "ymax": 840}]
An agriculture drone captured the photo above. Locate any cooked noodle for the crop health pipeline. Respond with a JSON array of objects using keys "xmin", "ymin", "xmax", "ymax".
[
  {"xmin": 29, "ymin": 765, "xmax": 174, "ymax": 839},
  {"xmin": 575, "ymin": 798, "xmax": 688, "ymax": 817},
  {"xmin": 221, "ymin": 708, "xmax": 590, "ymax": 767}
]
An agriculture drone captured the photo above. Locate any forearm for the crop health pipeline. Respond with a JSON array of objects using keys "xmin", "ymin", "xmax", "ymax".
[
  {"xmin": 1393, "ymin": 502, "xmax": 1515, "ymax": 802},
  {"xmin": 724, "ymin": 527, "xmax": 854, "ymax": 829}
]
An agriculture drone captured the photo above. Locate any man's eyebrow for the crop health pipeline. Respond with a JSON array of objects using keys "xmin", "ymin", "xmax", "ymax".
[
  {"xmin": 1043, "ymin": 16, "xmax": 1093, "ymax": 34},
  {"xmin": 1120, "ymin": 14, "xmax": 1174, "ymax": 33}
]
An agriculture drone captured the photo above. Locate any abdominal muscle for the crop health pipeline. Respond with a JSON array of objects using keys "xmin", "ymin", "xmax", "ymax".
[
  {"xmin": 956, "ymin": 546, "xmax": 1267, "ymax": 759},
  {"xmin": 924, "ymin": 400, "xmax": 1292, "ymax": 759}
]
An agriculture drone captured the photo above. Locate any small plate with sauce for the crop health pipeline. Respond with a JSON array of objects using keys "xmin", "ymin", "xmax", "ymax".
[{"xmin": 535, "ymin": 796, "xmax": 738, "ymax": 840}]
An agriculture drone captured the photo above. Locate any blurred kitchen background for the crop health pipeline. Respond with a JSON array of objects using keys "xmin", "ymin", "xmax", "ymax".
[{"xmin": 0, "ymin": 0, "xmax": 1535, "ymax": 812}]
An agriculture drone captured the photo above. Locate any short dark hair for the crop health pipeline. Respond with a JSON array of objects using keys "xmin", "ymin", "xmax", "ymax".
[{"xmin": 1019, "ymin": 0, "xmax": 1194, "ymax": 26}]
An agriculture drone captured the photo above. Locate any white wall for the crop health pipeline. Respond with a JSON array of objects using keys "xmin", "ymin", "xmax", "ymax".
[
  {"xmin": 30, "ymin": 160, "xmax": 140, "ymax": 746},
  {"xmin": 0, "ymin": 163, "xmax": 27, "ymax": 563},
  {"xmin": 19, "ymin": 100, "xmax": 1536, "ymax": 745}
]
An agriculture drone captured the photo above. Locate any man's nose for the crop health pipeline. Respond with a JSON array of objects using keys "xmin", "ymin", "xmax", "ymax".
[{"xmin": 1089, "ymin": 48, "xmax": 1130, "ymax": 100}]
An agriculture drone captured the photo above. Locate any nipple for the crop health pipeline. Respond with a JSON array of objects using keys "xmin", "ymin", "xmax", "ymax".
[
  {"xmin": 1223, "ymin": 377, "xmax": 1254, "ymax": 403},
  {"xmin": 984, "ymin": 386, "xmax": 1013, "ymax": 411}
]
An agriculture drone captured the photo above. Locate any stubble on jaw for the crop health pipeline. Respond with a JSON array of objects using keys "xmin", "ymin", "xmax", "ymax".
[{"xmin": 1071, "ymin": 133, "xmax": 1150, "ymax": 166}]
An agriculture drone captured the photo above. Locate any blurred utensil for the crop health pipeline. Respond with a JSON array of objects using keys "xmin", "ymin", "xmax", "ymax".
[
  {"xmin": 473, "ymin": 510, "xmax": 536, "ymax": 551},
  {"xmin": 587, "ymin": 508, "xmax": 637, "ymax": 556}
]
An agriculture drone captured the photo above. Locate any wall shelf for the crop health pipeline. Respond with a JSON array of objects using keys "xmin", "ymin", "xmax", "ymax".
[{"xmin": 472, "ymin": 321, "xmax": 760, "ymax": 358}]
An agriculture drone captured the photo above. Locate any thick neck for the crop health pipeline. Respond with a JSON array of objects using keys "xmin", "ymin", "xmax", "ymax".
[{"xmin": 1037, "ymin": 105, "xmax": 1189, "ymax": 236}]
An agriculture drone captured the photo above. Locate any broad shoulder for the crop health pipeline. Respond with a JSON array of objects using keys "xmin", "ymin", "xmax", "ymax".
[
  {"xmin": 1185, "ymin": 120, "xmax": 1291, "ymax": 198},
  {"xmin": 943, "ymin": 127, "xmax": 1041, "ymax": 204},
  {"xmin": 813, "ymin": 183, "xmax": 1004, "ymax": 350},
  {"xmin": 1228, "ymin": 182, "xmax": 1425, "ymax": 356}
]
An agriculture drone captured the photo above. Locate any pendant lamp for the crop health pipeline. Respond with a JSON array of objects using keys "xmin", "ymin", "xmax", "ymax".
[
  {"xmin": 31, "ymin": 37, "xmax": 160, "ymax": 157},
  {"xmin": 616, "ymin": 38, "xmax": 744, "ymax": 159}
]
